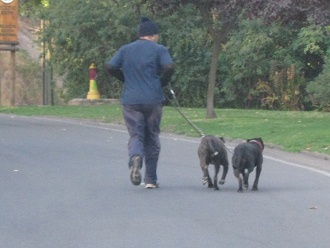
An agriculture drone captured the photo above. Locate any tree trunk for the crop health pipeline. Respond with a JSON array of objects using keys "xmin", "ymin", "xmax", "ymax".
[
  {"xmin": 206, "ymin": 39, "xmax": 221, "ymax": 118},
  {"xmin": 195, "ymin": 3, "xmax": 222, "ymax": 119}
]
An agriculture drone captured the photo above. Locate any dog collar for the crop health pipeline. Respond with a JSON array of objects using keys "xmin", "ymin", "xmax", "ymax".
[{"xmin": 249, "ymin": 140, "xmax": 264, "ymax": 152}]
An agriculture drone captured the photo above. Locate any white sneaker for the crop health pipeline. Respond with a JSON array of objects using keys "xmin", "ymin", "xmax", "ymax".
[{"xmin": 145, "ymin": 183, "xmax": 159, "ymax": 189}]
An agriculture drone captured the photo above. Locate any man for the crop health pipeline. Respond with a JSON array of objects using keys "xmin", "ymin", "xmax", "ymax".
[{"xmin": 106, "ymin": 17, "xmax": 174, "ymax": 189}]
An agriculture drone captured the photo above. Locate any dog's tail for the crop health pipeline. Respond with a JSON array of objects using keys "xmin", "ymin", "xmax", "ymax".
[
  {"xmin": 207, "ymin": 139, "xmax": 219, "ymax": 157},
  {"xmin": 232, "ymin": 150, "xmax": 247, "ymax": 178}
]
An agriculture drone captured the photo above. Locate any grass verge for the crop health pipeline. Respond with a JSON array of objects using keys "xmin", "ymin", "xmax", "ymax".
[{"xmin": 0, "ymin": 104, "xmax": 329, "ymax": 155}]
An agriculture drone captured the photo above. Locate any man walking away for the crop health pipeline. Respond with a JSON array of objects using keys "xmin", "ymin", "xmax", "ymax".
[{"xmin": 106, "ymin": 17, "xmax": 174, "ymax": 189}]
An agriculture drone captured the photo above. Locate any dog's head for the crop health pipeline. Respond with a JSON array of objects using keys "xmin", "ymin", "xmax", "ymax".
[{"xmin": 247, "ymin": 137, "xmax": 264, "ymax": 151}]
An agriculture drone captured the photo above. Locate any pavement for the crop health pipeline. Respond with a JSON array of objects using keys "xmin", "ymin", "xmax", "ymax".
[{"xmin": 1, "ymin": 114, "xmax": 330, "ymax": 248}]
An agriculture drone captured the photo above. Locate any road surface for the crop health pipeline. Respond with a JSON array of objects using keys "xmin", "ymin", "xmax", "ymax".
[{"xmin": 1, "ymin": 114, "xmax": 329, "ymax": 248}]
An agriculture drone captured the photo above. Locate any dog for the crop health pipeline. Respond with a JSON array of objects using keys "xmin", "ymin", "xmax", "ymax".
[
  {"xmin": 198, "ymin": 135, "xmax": 229, "ymax": 190},
  {"xmin": 231, "ymin": 138, "xmax": 264, "ymax": 192}
]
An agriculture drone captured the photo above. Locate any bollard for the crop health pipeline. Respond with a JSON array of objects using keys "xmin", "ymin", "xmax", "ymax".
[{"xmin": 87, "ymin": 63, "xmax": 100, "ymax": 99}]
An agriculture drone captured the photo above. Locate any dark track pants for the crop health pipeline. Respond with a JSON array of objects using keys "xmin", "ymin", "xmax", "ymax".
[{"xmin": 122, "ymin": 103, "xmax": 162, "ymax": 184}]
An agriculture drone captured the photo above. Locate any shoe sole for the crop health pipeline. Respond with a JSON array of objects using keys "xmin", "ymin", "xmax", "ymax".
[
  {"xmin": 145, "ymin": 183, "xmax": 159, "ymax": 189},
  {"xmin": 130, "ymin": 157, "xmax": 141, "ymax": 186}
]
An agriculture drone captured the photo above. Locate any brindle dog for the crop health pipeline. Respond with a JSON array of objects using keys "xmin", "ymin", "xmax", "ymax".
[
  {"xmin": 232, "ymin": 138, "xmax": 264, "ymax": 192},
  {"xmin": 198, "ymin": 135, "xmax": 229, "ymax": 190}
]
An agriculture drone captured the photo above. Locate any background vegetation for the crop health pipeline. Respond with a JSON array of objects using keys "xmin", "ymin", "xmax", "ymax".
[
  {"xmin": 17, "ymin": 0, "xmax": 330, "ymax": 113},
  {"xmin": 0, "ymin": 50, "xmax": 43, "ymax": 106}
]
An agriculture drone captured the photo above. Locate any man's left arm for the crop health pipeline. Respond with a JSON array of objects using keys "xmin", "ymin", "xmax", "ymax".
[{"xmin": 106, "ymin": 64, "xmax": 125, "ymax": 82}]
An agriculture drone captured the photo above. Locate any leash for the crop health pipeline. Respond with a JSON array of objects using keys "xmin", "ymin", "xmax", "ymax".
[
  {"xmin": 165, "ymin": 83, "xmax": 205, "ymax": 137},
  {"xmin": 164, "ymin": 83, "xmax": 233, "ymax": 154}
]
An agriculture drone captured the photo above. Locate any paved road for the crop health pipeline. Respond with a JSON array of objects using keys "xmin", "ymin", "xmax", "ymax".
[{"xmin": 1, "ymin": 114, "xmax": 329, "ymax": 248}]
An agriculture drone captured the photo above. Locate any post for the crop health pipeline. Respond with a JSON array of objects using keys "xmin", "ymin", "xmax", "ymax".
[
  {"xmin": 0, "ymin": 0, "xmax": 19, "ymax": 106},
  {"xmin": 86, "ymin": 63, "xmax": 100, "ymax": 99},
  {"xmin": 10, "ymin": 44, "xmax": 16, "ymax": 106}
]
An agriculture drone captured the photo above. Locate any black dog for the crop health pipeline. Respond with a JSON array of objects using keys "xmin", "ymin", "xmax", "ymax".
[
  {"xmin": 232, "ymin": 138, "xmax": 264, "ymax": 192},
  {"xmin": 198, "ymin": 135, "xmax": 229, "ymax": 190}
]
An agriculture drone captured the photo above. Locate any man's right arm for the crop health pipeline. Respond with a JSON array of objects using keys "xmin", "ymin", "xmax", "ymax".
[{"xmin": 160, "ymin": 64, "xmax": 174, "ymax": 87}]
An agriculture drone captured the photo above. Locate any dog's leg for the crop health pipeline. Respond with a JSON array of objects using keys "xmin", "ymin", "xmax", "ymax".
[
  {"xmin": 252, "ymin": 164, "xmax": 262, "ymax": 191},
  {"xmin": 234, "ymin": 169, "xmax": 243, "ymax": 192},
  {"xmin": 219, "ymin": 164, "xmax": 228, "ymax": 185},
  {"xmin": 205, "ymin": 168, "xmax": 213, "ymax": 188},
  {"xmin": 243, "ymin": 168, "xmax": 249, "ymax": 190},
  {"xmin": 213, "ymin": 164, "xmax": 220, "ymax": 190},
  {"xmin": 201, "ymin": 161, "xmax": 213, "ymax": 188}
]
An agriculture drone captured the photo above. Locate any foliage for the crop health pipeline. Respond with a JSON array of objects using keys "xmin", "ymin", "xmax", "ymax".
[
  {"xmin": 226, "ymin": 19, "xmax": 273, "ymax": 107},
  {"xmin": 307, "ymin": 54, "xmax": 330, "ymax": 111},
  {"xmin": 40, "ymin": 0, "xmax": 214, "ymax": 104},
  {"xmin": 18, "ymin": 0, "xmax": 330, "ymax": 112},
  {"xmin": 158, "ymin": 4, "xmax": 211, "ymax": 107},
  {"xmin": 150, "ymin": 0, "xmax": 330, "ymax": 113},
  {"xmin": 221, "ymin": 19, "xmax": 294, "ymax": 108},
  {"xmin": 0, "ymin": 50, "xmax": 42, "ymax": 105},
  {"xmin": 292, "ymin": 24, "xmax": 330, "ymax": 79},
  {"xmin": 41, "ymin": 0, "xmax": 139, "ymax": 101},
  {"xmin": 19, "ymin": 0, "xmax": 48, "ymax": 18},
  {"xmin": 15, "ymin": 51, "xmax": 43, "ymax": 105},
  {"xmin": 256, "ymin": 63, "xmax": 305, "ymax": 110},
  {"xmin": 152, "ymin": 0, "xmax": 248, "ymax": 117},
  {"xmin": 219, "ymin": 17, "xmax": 329, "ymax": 110},
  {"xmin": 247, "ymin": 0, "xmax": 330, "ymax": 26}
]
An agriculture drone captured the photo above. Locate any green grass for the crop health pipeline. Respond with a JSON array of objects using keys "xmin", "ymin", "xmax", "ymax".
[{"xmin": 0, "ymin": 104, "xmax": 329, "ymax": 155}]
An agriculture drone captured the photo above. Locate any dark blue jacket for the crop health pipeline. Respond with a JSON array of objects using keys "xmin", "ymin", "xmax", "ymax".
[{"xmin": 107, "ymin": 39, "xmax": 174, "ymax": 105}]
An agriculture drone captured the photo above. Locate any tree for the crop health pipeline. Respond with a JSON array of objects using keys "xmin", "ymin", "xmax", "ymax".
[
  {"xmin": 152, "ymin": 0, "xmax": 330, "ymax": 113},
  {"xmin": 35, "ymin": 0, "xmax": 330, "ymax": 111},
  {"xmin": 157, "ymin": 5, "xmax": 212, "ymax": 108},
  {"xmin": 41, "ymin": 0, "xmax": 214, "ymax": 104},
  {"xmin": 247, "ymin": 0, "xmax": 330, "ymax": 26},
  {"xmin": 152, "ymin": 0, "xmax": 244, "ymax": 118},
  {"xmin": 307, "ymin": 55, "xmax": 330, "ymax": 111},
  {"xmin": 41, "ymin": 0, "xmax": 140, "ymax": 101}
]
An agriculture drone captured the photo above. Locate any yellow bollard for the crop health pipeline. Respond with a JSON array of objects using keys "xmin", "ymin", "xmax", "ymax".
[{"xmin": 87, "ymin": 63, "xmax": 100, "ymax": 99}]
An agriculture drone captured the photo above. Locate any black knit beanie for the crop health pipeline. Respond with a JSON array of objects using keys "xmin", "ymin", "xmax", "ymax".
[{"xmin": 138, "ymin": 17, "xmax": 159, "ymax": 37}]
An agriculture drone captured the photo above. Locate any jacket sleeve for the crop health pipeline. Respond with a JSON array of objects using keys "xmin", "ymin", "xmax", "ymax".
[
  {"xmin": 106, "ymin": 64, "xmax": 125, "ymax": 82},
  {"xmin": 160, "ymin": 64, "xmax": 174, "ymax": 87}
]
